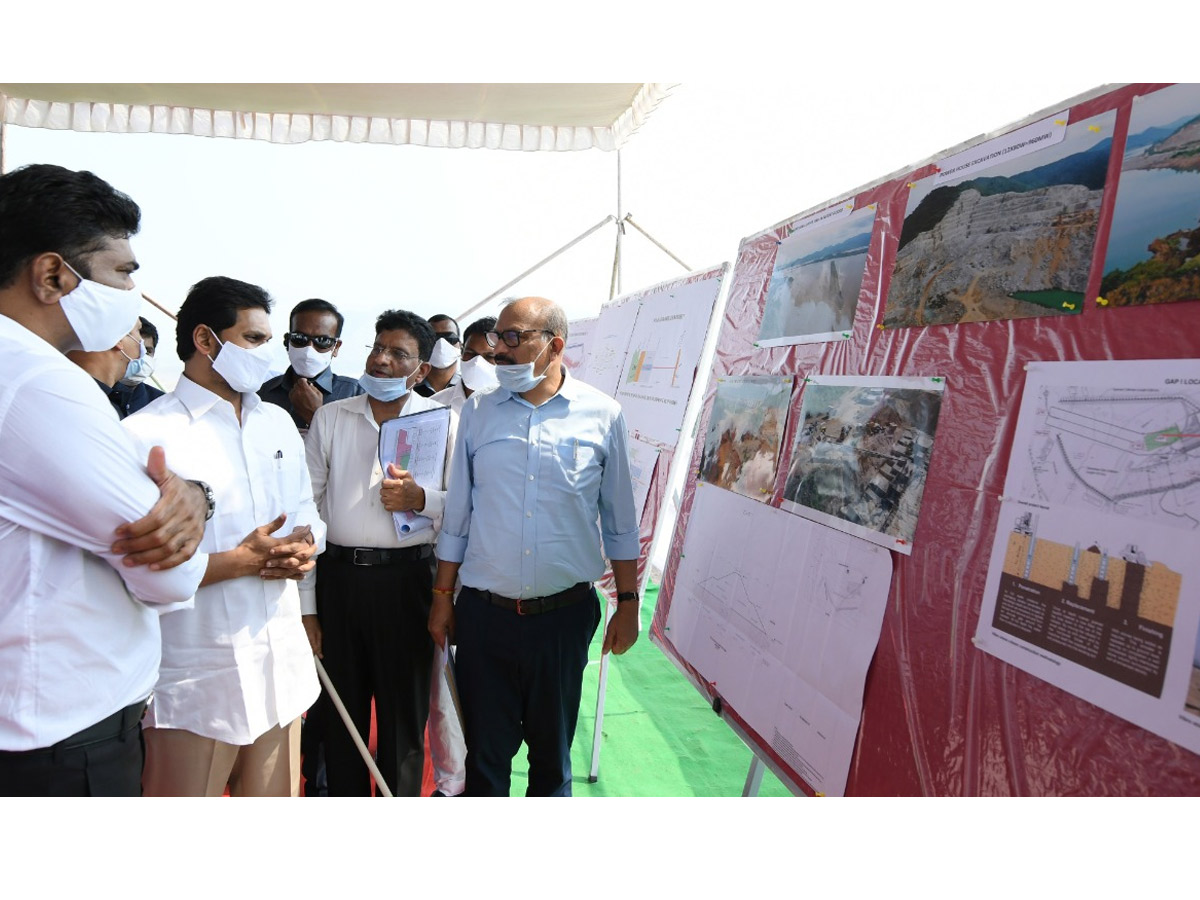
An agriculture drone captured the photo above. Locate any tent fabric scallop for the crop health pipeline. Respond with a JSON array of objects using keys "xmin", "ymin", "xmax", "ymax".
[{"xmin": 0, "ymin": 83, "xmax": 671, "ymax": 151}]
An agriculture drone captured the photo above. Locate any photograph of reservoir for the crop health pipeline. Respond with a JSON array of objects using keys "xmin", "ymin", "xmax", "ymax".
[
  {"xmin": 883, "ymin": 110, "xmax": 1116, "ymax": 328},
  {"xmin": 758, "ymin": 206, "xmax": 876, "ymax": 346},
  {"xmin": 1100, "ymin": 83, "xmax": 1200, "ymax": 308},
  {"xmin": 781, "ymin": 380, "xmax": 943, "ymax": 545},
  {"xmin": 699, "ymin": 375, "xmax": 793, "ymax": 503}
]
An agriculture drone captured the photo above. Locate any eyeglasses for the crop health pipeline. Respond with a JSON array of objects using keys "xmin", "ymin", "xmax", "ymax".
[
  {"xmin": 434, "ymin": 332, "xmax": 461, "ymax": 346},
  {"xmin": 485, "ymin": 329, "xmax": 554, "ymax": 349},
  {"xmin": 286, "ymin": 332, "xmax": 338, "ymax": 351},
  {"xmin": 367, "ymin": 344, "xmax": 421, "ymax": 365}
]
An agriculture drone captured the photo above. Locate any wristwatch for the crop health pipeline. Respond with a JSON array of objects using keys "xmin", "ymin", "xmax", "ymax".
[
  {"xmin": 189, "ymin": 480, "xmax": 216, "ymax": 521},
  {"xmin": 617, "ymin": 591, "xmax": 638, "ymax": 604}
]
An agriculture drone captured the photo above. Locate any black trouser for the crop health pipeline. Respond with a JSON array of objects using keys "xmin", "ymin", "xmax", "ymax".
[
  {"xmin": 317, "ymin": 548, "xmax": 433, "ymax": 797},
  {"xmin": 0, "ymin": 699, "xmax": 146, "ymax": 797},
  {"xmin": 455, "ymin": 583, "xmax": 601, "ymax": 797}
]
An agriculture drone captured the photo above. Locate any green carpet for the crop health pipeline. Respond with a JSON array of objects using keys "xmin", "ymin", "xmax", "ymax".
[{"xmin": 507, "ymin": 583, "xmax": 793, "ymax": 797}]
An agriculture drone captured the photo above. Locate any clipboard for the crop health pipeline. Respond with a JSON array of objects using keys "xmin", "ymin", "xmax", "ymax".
[{"xmin": 378, "ymin": 405, "xmax": 452, "ymax": 540}]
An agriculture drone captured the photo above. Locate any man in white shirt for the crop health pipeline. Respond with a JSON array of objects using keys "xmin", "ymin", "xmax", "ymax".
[
  {"xmin": 124, "ymin": 276, "xmax": 326, "ymax": 797},
  {"xmin": 304, "ymin": 309, "xmax": 455, "ymax": 796},
  {"xmin": 0, "ymin": 163, "xmax": 211, "ymax": 796}
]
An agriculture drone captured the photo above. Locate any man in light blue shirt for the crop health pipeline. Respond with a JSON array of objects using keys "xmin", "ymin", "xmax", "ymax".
[{"xmin": 429, "ymin": 296, "xmax": 640, "ymax": 796}]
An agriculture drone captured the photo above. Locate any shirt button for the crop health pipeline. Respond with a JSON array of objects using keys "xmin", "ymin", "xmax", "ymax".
[
  {"xmin": 524, "ymin": 549, "xmax": 531, "ymax": 555},
  {"xmin": 526, "ymin": 511, "xmax": 532, "ymax": 518},
  {"xmin": 528, "ymin": 474, "xmax": 534, "ymax": 481}
]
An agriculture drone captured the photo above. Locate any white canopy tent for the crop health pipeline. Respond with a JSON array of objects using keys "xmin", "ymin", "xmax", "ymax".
[{"xmin": 0, "ymin": 83, "xmax": 670, "ymax": 152}]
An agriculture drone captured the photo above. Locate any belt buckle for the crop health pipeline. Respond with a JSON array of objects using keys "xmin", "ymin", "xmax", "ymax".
[{"xmin": 352, "ymin": 548, "xmax": 372, "ymax": 566}]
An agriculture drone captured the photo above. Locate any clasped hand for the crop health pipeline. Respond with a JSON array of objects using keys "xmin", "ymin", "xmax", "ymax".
[{"xmin": 238, "ymin": 513, "xmax": 316, "ymax": 580}]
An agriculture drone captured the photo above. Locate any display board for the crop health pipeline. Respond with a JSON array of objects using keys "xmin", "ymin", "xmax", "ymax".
[
  {"xmin": 652, "ymin": 83, "xmax": 1200, "ymax": 796},
  {"xmin": 571, "ymin": 264, "xmax": 728, "ymax": 585}
]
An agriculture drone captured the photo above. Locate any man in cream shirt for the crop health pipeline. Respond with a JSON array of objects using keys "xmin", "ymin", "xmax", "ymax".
[
  {"xmin": 304, "ymin": 309, "xmax": 455, "ymax": 796},
  {"xmin": 124, "ymin": 276, "xmax": 325, "ymax": 796}
]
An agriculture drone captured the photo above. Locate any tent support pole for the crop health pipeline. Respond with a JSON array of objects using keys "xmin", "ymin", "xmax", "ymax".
[
  {"xmin": 315, "ymin": 657, "xmax": 394, "ymax": 797},
  {"xmin": 455, "ymin": 215, "xmax": 615, "ymax": 324},
  {"xmin": 0, "ymin": 120, "xmax": 7, "ymax": 175},
  {"xmin": 623, "ymin": 214, "xmax": 691, "ymax": 271}
]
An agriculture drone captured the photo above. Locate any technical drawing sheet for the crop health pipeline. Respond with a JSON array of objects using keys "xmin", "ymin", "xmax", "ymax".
[
  {"xmin": 975, "ymin": 359, "xmax": 1200, "ymax": 757},
  {"xmin": 665, "ymin": 482, "xmax": 893, "ymax": 795},
  {"xmin": 579, "ymin": 296, "xmax": 640, "ymax": 396},
  {"xmin": 614, "ymin": 275, "xmax": 723, "ymax": 448}
]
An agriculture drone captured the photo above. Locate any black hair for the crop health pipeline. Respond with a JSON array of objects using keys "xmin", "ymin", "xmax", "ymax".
[
  {"xmin": 428, "ymin": 314, "xmax": 460, "ymax": 336},
  {"xmin": 463, "ymin": 315, "xmax": 497, "ymax": 344},
  {"xmin": 0, "ymin": 164, "xmax": 141, "ymax": 288},
  {"xmin": 375, "ymin": 309, "xmax": 435, "ymax": 361},
  {"xmin": 176, "ymin": 276, "xmax": 273, "ymax": 361},
  {"xmin": 137, "ymin": 316, "xmax": 159, "ymax": 347},
  {"xmin": 289, "ymin": 298, "xmax": 345, "ymax": 337}
]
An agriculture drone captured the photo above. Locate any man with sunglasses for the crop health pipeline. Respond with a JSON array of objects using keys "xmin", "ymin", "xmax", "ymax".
[
  {"xmin": 414, "ymin": 313, "xmax": 462, "ymax": 398},
  {"xmin": 260, "ymin": 298, "xmax": 363, "ymax": 432},
  {"xmin": 429, "ymin": 296, "xmax": 640, "ymax": 796}
]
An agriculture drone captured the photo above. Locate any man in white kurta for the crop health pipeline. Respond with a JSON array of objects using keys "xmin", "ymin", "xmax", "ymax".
[{"xmin": 124, "ymin": 276, "xmax": 326, "ymax": 796}]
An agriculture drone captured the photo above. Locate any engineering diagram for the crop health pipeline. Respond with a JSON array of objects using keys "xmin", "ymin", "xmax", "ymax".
[{"xmin": 1019, "ymin": 384, "xmax": 1200, "ymax": 530}]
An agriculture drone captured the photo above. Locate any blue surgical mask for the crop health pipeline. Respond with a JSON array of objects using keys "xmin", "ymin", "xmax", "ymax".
[
  {"xmin": 359, "ymin": 372, "xmax": 410, "ymax": 402},
  {"xmin": 495, "ymin": 341, "xmax": 550, "ymax": 394},
  {"xmin": 119, "ymin": 335, "xmax": 154, "ymax": 386}
]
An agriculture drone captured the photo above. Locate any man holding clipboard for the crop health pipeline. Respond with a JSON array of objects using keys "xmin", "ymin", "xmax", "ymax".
[{"xmin": 302, "ymin": 309, "xmax": 456, "ymax": 796}]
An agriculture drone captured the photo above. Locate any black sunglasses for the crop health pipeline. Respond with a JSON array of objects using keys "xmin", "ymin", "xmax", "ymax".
[
  {"xmin": 286, "ymin": 332, "xmax": 338, "ymax": 351},
  {"xmin": 435, "ymin": 332, "xmax": 461, "ymax": 345}
]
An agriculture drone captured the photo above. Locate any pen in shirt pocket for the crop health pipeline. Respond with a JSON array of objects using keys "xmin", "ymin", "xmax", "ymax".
[{"xmin": 573, "ymin": 438, "xmax": 578, "ymax": 462}]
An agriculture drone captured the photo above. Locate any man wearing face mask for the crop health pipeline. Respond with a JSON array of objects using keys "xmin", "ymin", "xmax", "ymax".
[
  {"xmin": 65, "ymin": 320, "xmax": 152, "ymax": 420},
  {"xmin": 429, "ymin": 296, "xmax": 640, "ymax": 797},
  {"xmin": 430, "ymin": 315, "xmax": 499, "ymax": 414},
  {"xmin": 259, "ymin": 298, "xmax": 363, "ymax": 432},
  {"xmin": 0, "ymin": 164, "xmax": 211, "ymax": 797},
  {"xmin": 108, "ymin": 316, "xmax": 165, "ymax": 418},
  {"xmin": 414, "ymin": 313, "xmax": 462, "ymax": 398},
  {"xmin": 304, "ymin": 309, "xmax": 456, "ymax": 796},
  {"xmin": 123, "ymin": 276, "xmax": 326, "ymax": 796}
]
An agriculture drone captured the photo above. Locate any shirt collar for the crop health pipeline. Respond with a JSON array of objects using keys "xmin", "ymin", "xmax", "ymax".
[{"xmin": 175, "ymin": 374, "xmax": 262, "ymax": 421}]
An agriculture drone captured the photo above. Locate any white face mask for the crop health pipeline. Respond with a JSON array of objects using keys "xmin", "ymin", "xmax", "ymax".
[
  {"xmin": 287, "ymin": 343, "xmax": 331, "ymax": 379},
  {"xmin": 429, "ymin": 337, "xmax": 460, "ymax": 369},
  {"xmin": 208, "ymin": 327, "xmax": 275, "ymax": 393},
  {"xmin": 459, "ymin": 355, "xmax": 499, "ymax": 392},
  {"xmin": 59, "ymin": 261, "xmax": 143, "ymax": 352},
  {"xmin": 494, "ymin": 341, "xmax": 550, "ymax": 394}
]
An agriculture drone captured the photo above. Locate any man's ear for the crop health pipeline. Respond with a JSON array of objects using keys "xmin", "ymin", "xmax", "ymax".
[
  {"xmin": 549, "ymin": 335, "xmax": 566, "ymax": 358},
  {"xmin": 28, "ymin": 253, "xmax": 77, "ymax": 306},
  {"xmin": 412, "ymin": 361, "xmax": 432, "ymax": 385},
  {"xmin": 193, "ymin": 323, "xmax": 218, "ymax": 359},
  {"xmin": 332, "ymin": 339, "xmax": 342, "ymax": 358}
]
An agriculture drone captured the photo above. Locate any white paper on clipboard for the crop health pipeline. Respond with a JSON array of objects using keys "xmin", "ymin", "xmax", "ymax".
[{"xmin": 378, "ymin": 405, "xmax": 451, "ymax": 542}]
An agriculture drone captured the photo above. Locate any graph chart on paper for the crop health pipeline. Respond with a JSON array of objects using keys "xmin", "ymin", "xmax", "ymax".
[{"xmin": 615, "ymin": 276, "xmax": 723, "ymax": 448}]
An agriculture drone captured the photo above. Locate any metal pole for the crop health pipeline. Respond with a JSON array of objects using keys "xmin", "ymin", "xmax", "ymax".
[
  {"xmin": 623, "ymin": 214, "xmax": 692, "ymax": 271},
  {"xmin": 0, "ymin": 119, "xmax": 7, "ymax": 175},
  {"xmin": 742, "ymin": 755, "xmax": 765, "ymax": 797},
  {"xmin": 455, "ymin": 215, "xmax": 615, "ymax": 324},
  {"xmin": 315, "ymin": 657, "xmax": 394, "ymax": 797}
]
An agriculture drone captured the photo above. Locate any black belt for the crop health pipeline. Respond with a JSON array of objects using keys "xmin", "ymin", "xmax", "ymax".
[
  {"xmin": 477, "ymin": 582, "xmax": 592, "ymax": 616},
  {"xmin": 0, "ymin": 698, "xmax": 148, "ymax": 757},
  {"xmin": 324, "ymin": 542, "xmax": 432, "ymax": 566}
]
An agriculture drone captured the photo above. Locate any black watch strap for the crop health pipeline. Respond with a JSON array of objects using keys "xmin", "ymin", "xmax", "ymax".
[
  {"xmin": 617, "ymin": 591, "xmax": 638, "ymax": 603},
  {"xmin": 189, "ymin": 480, "xmax": 216, "ymax": 521}
]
